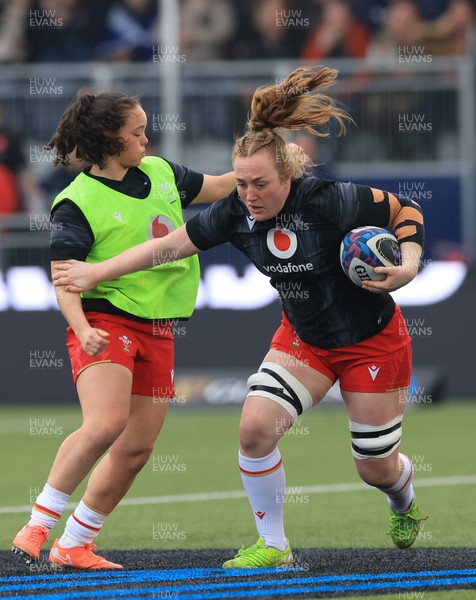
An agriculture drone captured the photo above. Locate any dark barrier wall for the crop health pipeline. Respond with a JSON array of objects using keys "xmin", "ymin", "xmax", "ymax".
[{"xmin": 0, "ymin": 267, "xmax": 474, "ymax": 404}]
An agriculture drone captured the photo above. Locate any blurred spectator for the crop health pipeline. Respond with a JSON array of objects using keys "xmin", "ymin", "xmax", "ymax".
[
  {"xmin": 228, "ymin": 0, "xmax": 306, "ymax": 60},
  {"xmin": 369, "ymin": 0, "xmax": 475, "ymax": 58},
  {"xmin": 409, "ymin": 0, "xmax": 474, "ymax": 55},
  {"xmin": 26, "ymin": 0, "xmax": 107, "ymax": 62},
  {"xmin": 98, "ymin": 0, "xmax": 158, "ymax": 61},
  {"xmin": 0, "ymin": 0, "xmax": 31, "ymax": 62},
  {"xmin": 301, "ymin": 0, "xmax": 372, "ymax": 60},
  {"xmin": 0, "ymin": 107, "xmax": 44, "ymax": 213},
  {"xmin": 180, "ymin": 0, "xmax": 236, "ymax": 61},
  {"xmin": 378, "ymin": 1, "xmax": 423, "ymax": 51}
]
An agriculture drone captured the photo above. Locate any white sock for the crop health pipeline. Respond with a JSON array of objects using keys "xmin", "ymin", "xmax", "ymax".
[
  {"xmin": 60, "ymin": 500, "xmax": 108, "ymax": 547},
  {"xmin": 58, "ymin": 533, "xmax": 84, "ymax": 548},
  {"xmin": 29, "ymin": 483, "xmax": 70, "ymax": 529},
  {"xmin": 380, "ymin": 453, "xmax": 415, "ymax": 513},
  {"xmin": 239, "ymin": 448, "xmax": 287, "ymax": 551}
]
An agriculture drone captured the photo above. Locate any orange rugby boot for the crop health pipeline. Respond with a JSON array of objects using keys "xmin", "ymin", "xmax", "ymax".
[
  {"xmin": 49, "ymin": 538, "xmax": 123, "ymax": 569},
  {"xmin": 12, "ymin": 524, "xmax": 49, "ymax": 563}
]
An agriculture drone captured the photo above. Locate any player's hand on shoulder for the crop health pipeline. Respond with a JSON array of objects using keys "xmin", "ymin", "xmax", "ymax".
[
  {"xmin": 361, "ymin": 265, "xmax": 417, "ymax": 294},
  {"xmin": 77, "ymin": 327, "xmax": 110, "ymax": 357},
  {"xmin": 52, "ymin": 260, "xmax": 97, "ymax": 292}
]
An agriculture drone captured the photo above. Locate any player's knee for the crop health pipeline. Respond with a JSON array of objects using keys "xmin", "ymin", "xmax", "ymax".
[
  {"xmin": 245, "ymin": 362, "xmax": 312, "ymax": 422},
  {"xmin": 82, "ymin": 420, "xmax": 128, "ymax": 451},
  {"xmin": 349, "ymin": 415, "xmax": 402, "ymax": 460},
  {"xmin": 115, "ymin": 444, "xmax": 155, "ymax": 475},
  {"xmin": 349, "ymin": 415, "xmax": 403, "ymax": 487},
  {"xmin": 240, "ymin": 362, "xmax": 313, "ymax": 454},
  {"xmin": 239, "ymin": 413, "xmax": 276, "ymax": 454},
  {"xmin": 355, "ymin": 457, "xmax": 399, "ymax": 488}
]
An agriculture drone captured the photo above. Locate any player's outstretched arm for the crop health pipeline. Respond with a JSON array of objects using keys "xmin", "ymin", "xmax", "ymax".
[{"xmin": 52, "ymin": 224, "xmax": 200, "ymax": 292}]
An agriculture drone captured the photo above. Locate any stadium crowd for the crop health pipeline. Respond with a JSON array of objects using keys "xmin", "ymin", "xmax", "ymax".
[{"xmin": 0, "ymin": 0, "xmax": 474, "ymax": 64}]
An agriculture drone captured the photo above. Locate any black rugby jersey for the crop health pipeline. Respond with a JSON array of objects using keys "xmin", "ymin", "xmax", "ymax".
[{"xmin": 186, "ymin": 177, "xmax": 424, "ymax": 349}]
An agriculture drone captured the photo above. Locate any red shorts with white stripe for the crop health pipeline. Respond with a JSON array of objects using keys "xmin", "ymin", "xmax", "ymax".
[
  {"xmin": 67, "ymin": 312, "xmax": 175, "ymax": 398},
  {"xmin": 270, "ymin": 306, "xmax": 412, "ymax": 393}
]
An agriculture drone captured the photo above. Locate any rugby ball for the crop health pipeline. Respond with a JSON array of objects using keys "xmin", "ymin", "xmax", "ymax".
[{"xmin": 340, "ymin": 226, "xmax": 400, "ymax": 287}]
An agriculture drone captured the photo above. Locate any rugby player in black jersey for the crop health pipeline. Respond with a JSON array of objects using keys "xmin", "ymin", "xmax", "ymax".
[{"xmin": 54, "ymin": 66, "xmax": 426, "ymax": 567}]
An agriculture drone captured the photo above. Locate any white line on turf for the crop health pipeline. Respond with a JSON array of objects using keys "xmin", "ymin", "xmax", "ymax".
[{"xmin": 1, "ymin": 474, "xmax": 475, "ymax": 515}]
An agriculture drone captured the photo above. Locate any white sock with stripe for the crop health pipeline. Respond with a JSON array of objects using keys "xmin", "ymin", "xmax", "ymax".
[
  {"xmin": 28, "ymin": 483, "xmax": 70, "ymax": 529},
  {"xmin": 239, "ymin": 448, "xmax": 287, "ymax": 551},
  {"xmin": 60, "ymin": 500, "xmax": 108, "ymax": 547},
  {"xmin": 380, "ymin": 453, "xmax": 415, "ymax": 513}
]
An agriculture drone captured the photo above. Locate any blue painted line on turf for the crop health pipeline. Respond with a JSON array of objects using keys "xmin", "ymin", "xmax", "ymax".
[
  {"xmin": 0, "ymin": 567, "xmax": 220, "ymax": 583},
  {"xmin": 0, "ymin": 566, "xmax": 292, "ymax": 585},
  {"xmin": 10, "ymin": 577, "xmax": 476, "ymax": 600},
  {"xmin": 4, "ymin": 570, "xmax": 476, "ymax": 599},
  {"xmin": 0, "ymin": 567, "xmax": 300, "ymax": 591},
  {"xmin": 3, "ymin": 567, "xmax": 476, "ymax": 592},
  {"xmin": 0, "ymin": 567, "xmax": 290, "ymax": 590}
]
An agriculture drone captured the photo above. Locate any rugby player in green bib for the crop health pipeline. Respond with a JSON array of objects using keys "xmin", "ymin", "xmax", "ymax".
[{"xmin": 11, "ymin": 91, "xmax": 235, "ymax": 569}]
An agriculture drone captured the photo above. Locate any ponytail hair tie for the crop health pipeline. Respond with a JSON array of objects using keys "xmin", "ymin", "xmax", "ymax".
[{"xmin": 249, "ymin": 116, "xmax": 267, "ymax": 132}]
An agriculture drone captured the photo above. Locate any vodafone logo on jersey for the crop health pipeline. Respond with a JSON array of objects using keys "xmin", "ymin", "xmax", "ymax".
[
  {"xmin": 264, "ymin": 227, "xmax": 313, "ymax": 274},
  {"xmin": 266, "ymin": 227, "xmax": 297, "ymax": 259},
  {"xmin": 148, "ymin": 215, "xmax": 175, "ymax": 240}
]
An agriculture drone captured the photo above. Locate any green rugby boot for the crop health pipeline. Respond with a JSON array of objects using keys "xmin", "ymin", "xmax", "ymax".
[
  {"xmin": 222, "ymin": 537, "xmax": 293, "ymax": 568},
  {"xmin": 388, "ymin": 499, "xmax": 428, "ymax": 549}
]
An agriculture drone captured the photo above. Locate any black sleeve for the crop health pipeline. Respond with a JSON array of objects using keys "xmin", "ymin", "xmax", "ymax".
[
  {"xmin": 50, "ymin": 200, "xmax": 94, "ymax": 261},
  {"xmin": 315, "ymin": 181, "xmax": 390, "ymax": 231},
  {"xmin": 185, "ymin": 195, "xmax": 233, "ymax": 250},
  {"xmin": 163, "ymin": 159, "xmax": 204, "ymax": 209}
]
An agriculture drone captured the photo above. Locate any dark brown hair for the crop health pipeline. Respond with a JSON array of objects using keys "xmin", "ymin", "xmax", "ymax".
[
  {"xmin": 232, "ymin": 67, "xmax": 353, "ymax": 180},
  {"xmin": 45, "ymin": 91, "xmax": 140, "ymax": 169}
]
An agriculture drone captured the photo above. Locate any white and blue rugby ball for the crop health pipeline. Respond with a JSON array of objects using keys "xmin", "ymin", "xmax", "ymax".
[{"xmin": 340, "ymin": 226, "xmax": 401, "ymax": 287}]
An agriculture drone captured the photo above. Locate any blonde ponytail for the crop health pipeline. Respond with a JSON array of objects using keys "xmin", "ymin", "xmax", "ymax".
[{"xmin": 232, "ymin": 66, "xmax": 351, "ymax": 180}]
